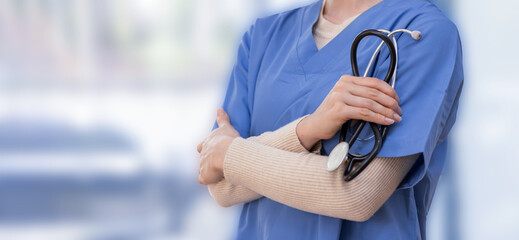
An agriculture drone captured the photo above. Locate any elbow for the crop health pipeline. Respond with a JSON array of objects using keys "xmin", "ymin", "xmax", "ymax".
[
  {"xmin": 213, "ymin": 197, "xmax": 235, "ymax": 208},
  {"xmin": 338, "ymin": 207, "xmax": 376, "ymax": 222},
  {"xmin": 215, "ymin": 200, "xmax": 233, "ymax": 208},
  {"xmin": 348, "ymin": 208, "xmax": 377, "ymax": 222},
  {"xmin": 208, "ymin": 186, "xmax": 235, "ymax": 208},
  {"xmin": 336, "ymin": 198, "xmax": 384, "ymax": 222}
]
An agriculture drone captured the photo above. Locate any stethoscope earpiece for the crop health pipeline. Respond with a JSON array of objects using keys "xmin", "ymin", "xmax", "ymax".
[{"xmin": 411, "ymin": 30, "xmax": 422, "ymax": 40}]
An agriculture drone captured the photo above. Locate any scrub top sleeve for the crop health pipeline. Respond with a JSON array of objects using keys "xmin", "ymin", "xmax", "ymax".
[
  {"xmin": 371, "ymin": 19, "xmax": 464, "ymax": 189},
  {"xmin": 212, "ymin": 25, "xmax": 255, "ymax": 138}
]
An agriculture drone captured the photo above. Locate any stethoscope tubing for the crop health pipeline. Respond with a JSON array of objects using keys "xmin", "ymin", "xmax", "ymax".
[{"xmin": 341, "ymin": 29, "xmax": 397, "ymax": 182}]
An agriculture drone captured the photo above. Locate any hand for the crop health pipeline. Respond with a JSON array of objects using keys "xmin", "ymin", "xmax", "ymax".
[
  {"xmin": 197, "ymin": 109, "xmax": 239, "ymax": 185},
  {"xmin": 297, "ymin": 75, "xmax": 402, "ymax": 148}
]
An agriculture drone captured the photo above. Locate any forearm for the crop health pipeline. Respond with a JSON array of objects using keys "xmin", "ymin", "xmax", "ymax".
[
  {"xmin": 208, "ymin": 178, "xmax": 262, "ymax": 207},
  {"xmin": 249, "ymin": 115, "xmax": 322, "ymax": 154},
  {"xmin": 223, "ymin": 138, "xmax": 418, "ymax": 221},
  {"xmin": 208, "ymin": 116, "xmax": 321, "ymax": 207}
]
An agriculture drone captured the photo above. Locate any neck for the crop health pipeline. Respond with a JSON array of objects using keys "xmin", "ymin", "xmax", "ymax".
[{"xmin": 323, "ymin": 0, "xmax": 382, "ymax": 24}]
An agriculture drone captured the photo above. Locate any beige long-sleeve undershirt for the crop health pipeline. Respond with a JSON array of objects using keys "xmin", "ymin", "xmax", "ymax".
[{"xmin": 208, "ymin": 116, "xmax": 417, "ymax": 221}]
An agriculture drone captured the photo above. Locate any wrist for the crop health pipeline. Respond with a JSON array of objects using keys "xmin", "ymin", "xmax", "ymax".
[{"xmin": 296, "ymin": 115, "xmax": 320, "ymax": 151}]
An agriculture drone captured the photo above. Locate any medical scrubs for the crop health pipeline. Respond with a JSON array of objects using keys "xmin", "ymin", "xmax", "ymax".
[{"xmin": 216, "ymin": 0, "xmax": 464, "ymax": 239}]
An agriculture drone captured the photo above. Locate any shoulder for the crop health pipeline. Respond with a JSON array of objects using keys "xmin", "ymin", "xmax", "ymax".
[
  {"xmin": 399, "ymin": 0, "xmax": 460, "ymax": 39},
  {"xmin": 252, "ymin": 3, "xmax": 311, "ymax": 32},
  {"xmin": 378, "ymin": 0, "xmax": 461, "ymax": 57},
  {"xmin": 239, "ymin": 2, "xmax": 318, "ymax": 61},
  {"xmin": 246, "ymin": 1, "xmax": 319, "ymax": 42}
]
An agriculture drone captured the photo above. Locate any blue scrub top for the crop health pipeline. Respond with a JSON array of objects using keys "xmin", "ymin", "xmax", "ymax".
[{"xmin": 215, "ymin": 0, "xmax": 464, "ymax": 239}]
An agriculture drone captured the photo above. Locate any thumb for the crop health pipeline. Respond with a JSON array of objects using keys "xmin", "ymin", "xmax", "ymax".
[{"xmin": 216, "ymin": 108, "xmax": 231, "ymax": 127}]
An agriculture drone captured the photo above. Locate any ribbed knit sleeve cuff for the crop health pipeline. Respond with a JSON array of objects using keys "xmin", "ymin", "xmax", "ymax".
[{"xmin": 253, "ymin": 115, "xmax": 321, "ymax": 154}]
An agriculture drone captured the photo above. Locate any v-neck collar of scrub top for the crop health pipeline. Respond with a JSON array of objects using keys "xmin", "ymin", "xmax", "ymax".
[{"xmin": 297, "ymin": 0, "xmax": 387, "ymax": 74}]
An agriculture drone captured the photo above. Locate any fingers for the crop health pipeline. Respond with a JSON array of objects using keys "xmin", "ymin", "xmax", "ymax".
[
  {"xmin": 337, "ymin": 76, "xmax": 401, "ymax": 113},
  {"xmin": 342, "ymin": 94, "xmax": 401, "ymax": 122},
  {"xmin": 197, "ymin": 108, "xmax": 234, "ymax": 178},
  {"xmin": 347, "ymin": 85, "xmax": 402, "ymax": 116},
  {"xmin": 197, "ymin": 141, "xmax": 203, "ymax": 153},
  {"xmin": 342, "ymin": 105, "xmax": 396, "ymax": 126},
  {"xmin": 198, "ymin": 174, "xmax": 206, "ymax": 185},
  {"xmin": 197, "ymin": 137, "xmax": 209, "ymax": 153},
  {"xmin": 338, "ymin": 76, "xmax": 400, "ymax": 108},
  {"xmin": 351, "ymin": 77, "xmax": 400, "ymax": 103},
  {"xmin": 216, "ymin": 108, "xmax": 231, "ymax": 128}
]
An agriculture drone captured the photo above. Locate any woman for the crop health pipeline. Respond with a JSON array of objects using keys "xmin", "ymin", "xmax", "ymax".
[{"xmin": 197, "ymin": 0, "xmax": 463, "ymax": 239}]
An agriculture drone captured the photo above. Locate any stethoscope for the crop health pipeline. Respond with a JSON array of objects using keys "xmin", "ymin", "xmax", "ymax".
[{"xmin": 326, "ymin": 28, "xmax": 422, "ymax": 182}]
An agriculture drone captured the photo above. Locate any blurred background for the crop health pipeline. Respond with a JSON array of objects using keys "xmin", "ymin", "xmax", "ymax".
[{"xmin": 0, "ymin": 0, "xmax": 517, "ymax": 239}]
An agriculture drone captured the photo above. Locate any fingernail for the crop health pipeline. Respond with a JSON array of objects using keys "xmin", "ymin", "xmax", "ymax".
[
  {"xmin": 393, "ymin": 113, "xmax": 402, "ymax": 122},
  {"xmin": 398, "ymin": 106, "xmax": 403, "ymax": 115},
  {"xmin": 385, "ymin": 117, "xmax": 395, "ymax": 125}
]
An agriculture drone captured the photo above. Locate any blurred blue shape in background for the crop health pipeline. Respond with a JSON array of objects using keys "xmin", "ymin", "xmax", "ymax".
[{"xmin": 0, "ymin": 0, "xmax": 518, "ymax": 239}]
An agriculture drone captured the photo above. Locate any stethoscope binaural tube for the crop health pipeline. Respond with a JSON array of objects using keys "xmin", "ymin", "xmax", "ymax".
[{"xmin": 341, "ymin": 29, "xmax": 397, "ymax": 182}]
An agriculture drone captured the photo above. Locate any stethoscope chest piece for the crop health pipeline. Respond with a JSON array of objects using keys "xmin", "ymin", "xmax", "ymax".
[{"xmin": 326, "ymin": 141, "xmax": 349, "ymax": 172}]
